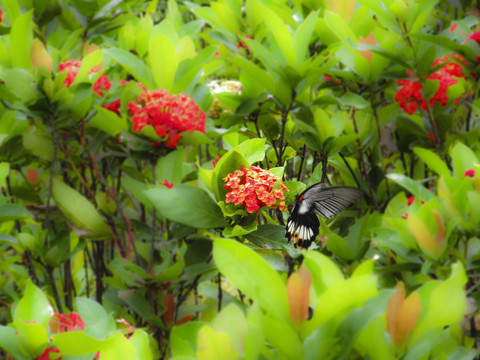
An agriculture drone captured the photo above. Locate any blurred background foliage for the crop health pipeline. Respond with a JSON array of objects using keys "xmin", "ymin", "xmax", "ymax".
[{"xmin": 1, "ymin": 0, "xmax": 480, "ymax": 358}]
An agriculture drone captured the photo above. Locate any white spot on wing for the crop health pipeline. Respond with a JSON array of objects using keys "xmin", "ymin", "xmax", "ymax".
[{"xmin": 298, "ymin": 200, "xmax": 310, "ymax": 214}]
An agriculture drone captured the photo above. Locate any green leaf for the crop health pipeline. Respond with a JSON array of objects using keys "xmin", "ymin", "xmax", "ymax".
[
  {"xmin": 336, "ymin": 289, "xmax": 395, "ymax": 357},
  {"xmin": 90, "ymin": 106, "xmax": 127, "ymax": 137},
  {"xmin": 14, "ymin": 280, "xmax": 53, "ymax": 327},
  {"xmin": 100, "ymin": 332, "xmax": 137, "ymax": 360},
  {"xmin": 10, "ymin": 10, "xmax": 34, "ymax": 69},
  {"xmin": 53, "ymin": 331, "xmax": 112, "ymax": 355},
  {"xmin": 77, "ymin": 297, "xmax": 115, "ymax": 340},
  {"xmin": 245, "ymin": 224, "xmax": 287, "ymax": 250},
  {"xmin": 104, "ymin": 48, "xmax": 153, "ymax": 87},
  {"xmin": 237, "ymin": 138, "xmax": 266, "ymax": 164},
  {"xmin": 293, "ymin": 11, "xmax": 319, "ymax": 65},
  {"xmin": 303, "ymin": 251, "xmax": 344, "ymax": 296},
  {"xmin": 451, "ymin": 142, "xmax": 479, "ymax": 179},
  {"xmin": 213, "ymin": 238, "xmax": 290, "ymax": 324},
  {"xmin": 196, "ymin": 325, "xmax": 240, "ymax": 360},
  {"xmin": 211, "ymin": 2, "xmax": 239, "ymax": 35},
  {"xmin": 262, "ymin": 6, "xmax": 296, "ymax": 67},
  {"xmin": 387, "ymin": 174, "xmax": 435, "ymax": 202},
  {"xmin": 171, "ymin": 322, "xmax": 205, "ymax": 357},
  {"xmin": 129, "ymin": 330, "xmax": 153, "ymax": 360},
  {"xmin": 339, "ymin": 92, "xmax": 369, "ymax": 109},
  {"xmin": 262, "ymin": 314, "xmax": 303, "ymax": 359},
  {"xmin": 0, "ymin": 203, "xmax": 33, "ymax": 222},
  {"xmin": 3, "ymin": 68, "xmax": 38, "ymax": 104},
  {"xmin": 0, "ymin": 326, "xmax": 29, "ymax": 360},
  {"xmin": 52, "ymin": 178, "xmax": 110, "ymax": 239},
  {"xmin": 213, "ymin": 304, "xmax": 247, "ymax": 355},
  {"xmin": 16, "ymin": 322, "xmax": 49, "ymax": 358},
  {"xmin": 145, "ymin": 184, "xmax": 227, "ymax": 228},
  {"xmin": 178, "ymin": 131, "xmax": 213, "ymax": 145},
  {"xmin": 157, "ymin": 148, "xmax": 184, "ymax": 184},
  {"xmin": 23, "ymin": 132, "xmax": 53, "ymax": 161},
  {"xmin": 73, "ymin": 50, "xmax": 103, "ymax": 86},
  {"xmin": 411, "ymin": 262, "xmax": 467, "ymax": 342},
  {"xmin": 149, "ymin": 34, "xmax": 178, "ymax": 91},
  {"xmin": 413, "ymin": 147, "xmax": 450, "ymax": 177},
  {"xmin": 303, "ymin": 273, "xmax": 378, "ymax": 336}
]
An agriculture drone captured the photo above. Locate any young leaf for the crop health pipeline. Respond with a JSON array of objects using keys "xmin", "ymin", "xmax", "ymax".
[{"xmin": 213, "ymin": 238, "xmax": 290, "ymax": 324}]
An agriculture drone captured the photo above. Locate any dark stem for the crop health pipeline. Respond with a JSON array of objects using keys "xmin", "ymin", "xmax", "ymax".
[
  {"xmin": 339, "ymin": 152, "xmax": 361, "ymax": 188},
  {"xmin": 44, "ymin": 131, "xmax": 59, "ymax": 246},
  {"xmin": 150, "ymin": 158, "xmax": 157, "ymax": 273},
  {"xmin": 46, "ymin": 265, "xmax": 63, "ymax": 313},
  {"xmin": 277, "ymin": 89, "xmax": 297, "ymax": 166},
  {"xmin": 217, "ymin": 272, "xmax": 223, "ymax": 312},
  {"xmin": 352, "ymin": 111, "xmax": 378, "ymax": 210},
  {"xmin": 296, "ymin": 145, "xmax": 307, "ymax": 181}
]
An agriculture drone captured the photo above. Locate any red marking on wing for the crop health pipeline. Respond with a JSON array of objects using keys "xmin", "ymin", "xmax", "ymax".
[{"xmin": 298, "ymin": 195, "xmax": 304, "ymax": 201}]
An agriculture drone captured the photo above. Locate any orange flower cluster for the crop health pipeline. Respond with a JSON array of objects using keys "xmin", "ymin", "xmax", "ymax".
[
  {"xmin": 58, "ymin": 60, "xmax": 111, "ymax": 97},
  {"xmin": 127, "ymin": 88, "xmax": 206, "ymax": 148},
  {"xmin": 395, "ymin": 54, "xmax": 468, "ymax": 114},
  {"xmin": 223, "ymin": 165, "xmax": 289, "ymax": 213}
]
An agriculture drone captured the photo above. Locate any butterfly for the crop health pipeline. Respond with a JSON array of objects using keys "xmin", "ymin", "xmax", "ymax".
[{"xmin": 285, "ymin": 183, "xmax": 362, "ymax": 249}]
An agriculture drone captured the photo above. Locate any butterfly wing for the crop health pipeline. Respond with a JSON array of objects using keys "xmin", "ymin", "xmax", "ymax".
[{"xmin": 285, "ymin": 183, "xmax": 362, "ymax": 249}]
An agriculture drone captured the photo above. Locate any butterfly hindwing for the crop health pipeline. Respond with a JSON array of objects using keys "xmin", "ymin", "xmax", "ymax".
[{"xmin": 285, "ymin": 183, "xmax": 362, "ymax": 249}]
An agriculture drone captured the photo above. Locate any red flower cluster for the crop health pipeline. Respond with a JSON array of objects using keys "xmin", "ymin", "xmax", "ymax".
[
  {"xmin": 127, "ymin": 88, "xmax": 206, "ymax": 148},
  {"xmin": 52, "ymin": 312, "xmax": 86, "ymax": 332},
  {"xmin": 223, "ymin": 165, "xmax": 289, "ymax": 213},
  {"xmin": 159, "ymin": 179, "xmax": 174, "ymax": 188},
  {"xmin": 465, "ymin": 169, "xmax": 475, "ymax": 177},
  {"xmin": 103, "ymin": 99, "xmax": 121, "ymax": 115},
  {"xmin": 58, "ymin": 60, "xmax": 111, "ymax": 97},
  {"xmin": 37, "ymin": 348, "xmax": 60, "ymax": 360},
  {"xmin": 395, "ymin": 54, "xmax": 467, "ymax": 114}
]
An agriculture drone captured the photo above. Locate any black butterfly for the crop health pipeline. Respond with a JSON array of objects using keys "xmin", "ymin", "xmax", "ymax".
[{"xmin": 285, "ymin": 183, "xmax": 362, "ymax": 249}]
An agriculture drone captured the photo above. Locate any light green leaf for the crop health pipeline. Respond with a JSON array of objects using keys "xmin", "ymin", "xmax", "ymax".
[
  {"xmin": 414, "ymin": 147, "xmax": 450, "ymax": 177},
  {"xmin": 23, "ymin": 132, "xmax": 53, "ymax": 161},
  {"xmin": 293, "ymin": 11, "xmax": 319, "ymax": 65},
  {"xmin": 211, "ymin": 2, "xmax": 239, "ymax": 35},
  {"xmin": 129, "ymin": 330, "xmax": 153, "ymax": 360},
  {"xmin": 150, "ymin": 34, "xmax": 178, "ymax": 91},
  {"xmin": 213, "ymin": 238, "xmax": 290, "ymax": 324},
  {"xmin": 90, "ymin": 106, "xmax": 127, "ymax": 137},
  {"xmin": 387, "ymin": 174, "xmax": 435, "ymax": 202},
  {"xmin": 451, "ymin": 142, "xmax": 479, "ymax": 179},
  {"xmin": 145, "ymin": 184, "xmax": 227, "ymax": 228},
  {"xmin": 52, "ymin": 179, "xmax": 110, "ymax": 239},
  {"xmin": 104, "ymin": 48, "xmax": 153, "ymax": 87},
  {"xmin": 100, "ymin": 332, "xmax": 137, "ymax": 360},
  {"xmin": 262, "ymin": 6, "xmax": 296, "ymax": 67},
  {"xmin": 213, "ymin": 304, "xmax": 247, "ymax": 355},
  {"xmin": 53, "ymin": 331, "xmax": 112, "ymax": 355},
  {"xmin": 0, "ymin": 326, "xmax": 29, "ymax": 360},
  {"xmin": 10, "ymin": 10, "xmax": 34, "ymax": 69},
  {"xmin": 237, "ymin": 138, "xmax": 266, "ymax": 164},
  {"xmin": 197, "ymin": 325, "xmax": 240, "ymax": 360},
  {"xmin": 14, "ymin": 280, "xmax": 53, "ymax": 327},
  {"xmin": 411, "ymin": 262, "xmax": 467, "ymax": 342}
]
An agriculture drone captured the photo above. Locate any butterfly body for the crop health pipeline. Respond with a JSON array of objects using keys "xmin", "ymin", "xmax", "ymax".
[{"xmin": 285, "ymin": 183, "xmax": 362, "ymax": 249}]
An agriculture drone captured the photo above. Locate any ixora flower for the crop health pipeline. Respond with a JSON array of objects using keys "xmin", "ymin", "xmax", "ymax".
[
  {"xmin": 58, "ymin": 60, "xmax": 111, "ymax": 97},
  {"xmin": 127, "ymin": 88, "xmax": 206, "ymax": 148},
  {"xmin": 395, "ymin": 54, "xmax": 468, "ymax": 114},
  {"xmin": 223, "ymin": 165, "xmax": 289, "ymax": 213}
]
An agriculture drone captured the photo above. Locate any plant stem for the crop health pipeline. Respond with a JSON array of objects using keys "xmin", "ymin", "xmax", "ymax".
[{"xmin": 277, "ymin": 89, "xmax": 296, "ymax": 166}]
